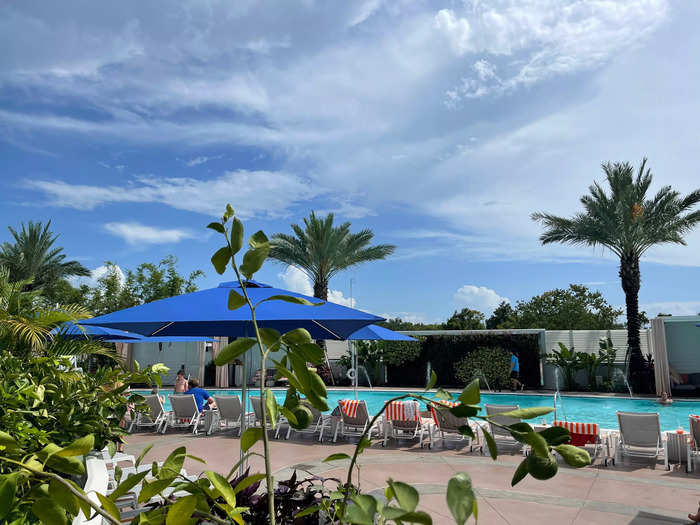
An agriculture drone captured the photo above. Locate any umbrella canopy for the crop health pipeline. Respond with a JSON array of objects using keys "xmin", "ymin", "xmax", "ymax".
[
  {"xmin": 348, "ymin": 324, "xmax": 416, "ymax": 341},
  {"xmin": 53, "ymin": 322, "xmax": 143, "ymax": 341},
  {"xmin": 82, "ymin": 280, "xmax": 383, "ymax": 339}
]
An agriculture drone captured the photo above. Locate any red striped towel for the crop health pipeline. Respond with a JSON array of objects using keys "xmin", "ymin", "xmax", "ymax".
[
  {"xmin": 385, "ymin": 400, "xmax": 420, "ymax": 422},
  {"xmin": 553, "ymin": 420, "xmax": 599, "ymax": 446},
  {"xmin": 429, "ymin": 400, "xmax": 460, "ymax": 426},
  {"xmin": 340, "ymin": 399, "xmax": 360, "ymax": 418}
]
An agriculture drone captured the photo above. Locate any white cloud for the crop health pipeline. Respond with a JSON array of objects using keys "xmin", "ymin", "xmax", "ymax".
[
  {"xmin": 327, "ymin": 289, "xmax": 355, "ymax": 308},
  {"xmin": 26, "ymin": 171, "xmax": 325, "ymax": 219},
  {"xmin": 434, "ymin": 9, "xmax": 472, "ymax": 55},
  {"xmin": 276, "ymin": 265, "xmax": 356, "ymax": 306},
  {"xmin": 70, "ymin": 264, "xmax": 125, "ymax": 288},
  {"xmin": 185, "ymin": 156, "xmax": 211, "ymax": 167},
  {"xmin": 640, "ymin": 302, "xmax": 700, "ymax": 317},
  {"xmin": 103, "ymin": 222, "xmax": 196, "ymax": 245},
  {"xmin": 454, "ymin": 285, "xmax": 509, "ymax": 315}
]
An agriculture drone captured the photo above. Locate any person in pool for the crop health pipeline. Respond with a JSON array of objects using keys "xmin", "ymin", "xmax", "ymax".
[
  {"xmin": 509, "ymin": 350, "xmax": 523, "ymax": 391},
  {"xmin": 174, "ymin": 369, "xmax": 188, "ymax": 393},
  {"xmin": 658, "ymin": 391, "xmax": 673, "ymax": 405}
]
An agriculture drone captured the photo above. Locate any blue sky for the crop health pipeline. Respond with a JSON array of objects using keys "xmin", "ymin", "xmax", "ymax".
[{"xmin": 2, "ymin": 0, "xmax": 700, "ymax": 323}]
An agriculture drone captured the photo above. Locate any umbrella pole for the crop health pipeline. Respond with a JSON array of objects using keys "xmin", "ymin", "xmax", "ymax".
[{"xmin": 240, "ymin": 344, "xmax": 247, "ymax": 476}]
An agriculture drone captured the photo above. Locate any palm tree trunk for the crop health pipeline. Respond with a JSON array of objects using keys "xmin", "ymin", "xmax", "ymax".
[
  {"xmin": 619, "ymin": 253, "xmax": 643, "ymax": 385},
  {"xmin": 312, "ymin": 277, "xmax": 334, "ymax": 385}
]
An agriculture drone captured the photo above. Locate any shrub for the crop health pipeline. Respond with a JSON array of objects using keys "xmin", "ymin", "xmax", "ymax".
[{"xmin": 455, "ymin": 346, "xmax": 511, "ymax": 389}]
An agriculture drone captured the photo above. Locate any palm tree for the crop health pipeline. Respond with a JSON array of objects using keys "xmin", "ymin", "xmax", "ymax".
[
  {"xmin": 532, "ymin": 159, "xmax": 700, "ymax": 389},
  {"xmin": 269, "ymin": 212, "xmax": 396, "ymax": 301},
  {"xmin": 0, "ymin": 221, "xmax": 90, "ymax": 292}
]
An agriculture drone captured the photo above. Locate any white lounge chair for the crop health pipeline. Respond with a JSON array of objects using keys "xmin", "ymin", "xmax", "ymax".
[
  {"xmin": 129, "ymin": 394, "xmax": 169, "ymax": 433},
  {"xmin": 687, "ymin": 415, "xmax": 700, "ymax": 472},
  {"xmin": 209, "ymin": 395, "xmax": 253, "ymax": 436},
  {"xmin": 333, "ymin": 399, "xmax": 379, "ymax": 443},
  {"xmin": 163, "ymin": 394, "xmax": 204, "ymax": 435},
  {"xmin": 483, "ymin": 404, "xmax": 524, "ymax": 455},
  {"xmin": 382, "ymin": 400, "xmax": 429, "ymax": 448},
  {"xmin": 100, "ymin": 447, "xmax": 135, "ymax": 469},
  {"xmin": 250, "ymin": 396, "xmax": 288, "ymax": 439},
  {"xmin": 286, "ymin": 404, "xmax": 330, "ymax": 442},
  {"xmin": 615, "ymin": 411, "xmax": 665, "ymax": 467},
  {"xmin": 429, "ymin": 401, "xmax": 477, "ymax": 450}
]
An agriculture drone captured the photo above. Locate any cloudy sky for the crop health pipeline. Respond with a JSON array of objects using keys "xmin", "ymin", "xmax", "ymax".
[{"xmin": 2, "ymin": 0, "xmax": 700, "ymax": 323}]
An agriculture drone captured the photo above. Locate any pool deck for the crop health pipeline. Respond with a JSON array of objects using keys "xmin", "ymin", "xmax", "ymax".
[{"xmin": 123, "ymin": 428, "xmax": 700, "ymax": 524}]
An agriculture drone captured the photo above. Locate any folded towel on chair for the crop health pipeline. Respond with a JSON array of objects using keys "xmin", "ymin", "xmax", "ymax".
[
  {"xmin": 340, "ymin": 399, "xmax": 360, "ymax": 418},
  {"xmin": 386, "ymin": 400, "xmax": 419, "ymax": 422}
]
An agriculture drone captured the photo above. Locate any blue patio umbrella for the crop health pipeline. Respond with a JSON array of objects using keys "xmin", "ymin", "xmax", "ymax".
[
  {"xmin": 347, "ymin": 325, "xmax": 416, "ymax": 398},
  {"xmin": 52, "ymin": 322, "xmax": 143, "ymax": 341},
  {"xmin": 81, "ymin": 280, "xmax": 382, "ymax": 340}
]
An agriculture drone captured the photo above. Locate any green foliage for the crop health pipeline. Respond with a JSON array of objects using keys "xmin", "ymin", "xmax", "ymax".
[
  {"xmin": 547, "ymin": 343, "xmax": 584, "ymax": 391},
  {"xmin": 579, "ymin": 352, "xmax": 603, "ymax": 391},
  {"xmin": 455, "ymin": 347, "xmax": 511, "ymax": 390},
  {"xmin": 501, "ymin": 284, "xmax": 622, "ymax": 330},
  {"xmin": 269, "ymin": 211, "xmax": 395, "ymax": 300},
  {"xmin": 598, "ymin": 337, "xmax": 618, "ymax": 391},
  {"xmin": 443, "ymin": 308, "xmax": 485, "ymax": 330},
  {"xmin": 486, "ymin": 301, "xmax": 514, "ymax": 329}
]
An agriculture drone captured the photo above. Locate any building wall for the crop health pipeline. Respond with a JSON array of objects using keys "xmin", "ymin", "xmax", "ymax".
[
  {"xmin": 665, "ymin": 322, "xmax": 700, "ymax": 373},
  {"xmin": 131, "ymin": 341, "xmax": 204, "ymax": 385}
]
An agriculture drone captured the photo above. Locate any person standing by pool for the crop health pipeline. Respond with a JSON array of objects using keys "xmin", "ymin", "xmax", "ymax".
[
  {"xmin": 187, "ymin": 378, "xmax": 215, "ymax": 412},
  {"xmin": 174, "ymin": 369, "xmax": 187, "ymax": 393},
  {"xmin": 509, "ymin": 351, "xmax": 523, "ymax": 391}
]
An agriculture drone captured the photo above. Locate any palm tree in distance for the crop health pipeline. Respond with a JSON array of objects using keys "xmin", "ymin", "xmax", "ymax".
[
  {"xmin": 269, "ymin": 212, "xmax": 396, "ymax": 301},
  {"xmin": 532, "ymin": 159, "xmax": 700, "ymax": 390},
  {"xmin": 0, "ymin": 221, "xmax": 90, "ymax": 292}
]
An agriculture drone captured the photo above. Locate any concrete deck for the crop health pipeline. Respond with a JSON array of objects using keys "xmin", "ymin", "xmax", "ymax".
[{"xmin": 124, "ymin": 430, "xmax": 700, "ymax": 524}]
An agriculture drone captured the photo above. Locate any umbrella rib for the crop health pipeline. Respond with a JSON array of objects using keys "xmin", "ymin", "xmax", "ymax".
[
  {"xmin": 312, "ymin": 320, "xmax": 341, "ymax": 340},
  {"xmin": 150, "ymin": 322, "xmax": 174, "ymax": 337}
]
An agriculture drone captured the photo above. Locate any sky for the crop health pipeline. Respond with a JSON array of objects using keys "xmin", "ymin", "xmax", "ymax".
[{"xmin": 2, "ymin": 0, "xmax": 700, "ymax": 324}]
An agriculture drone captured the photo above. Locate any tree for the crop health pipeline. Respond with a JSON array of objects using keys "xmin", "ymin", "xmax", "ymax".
[
  {"xmin": 486, "ymin": 301, "xmax": 515, "ymax": 329},
  {"xmin": 378, "ymin": 317, "xmax": 440, "ymax": 331},
  {"xmin": 269, "ymin": 212, "xmax": 395, "ymax": 300},
  {"xmin": 503, "ymin": 284, "xmax": 622, "ymax": 330},
  {"xmin": 532, "ymin": 159, "xmax": 700, "ymax": 388},
  {"xmin": 443, "ymin": 307, "xmax": 485, "ymax": 330},
  {"xmin": 0, "ymin": 221, "xmax": 90, "ymax": 294}
]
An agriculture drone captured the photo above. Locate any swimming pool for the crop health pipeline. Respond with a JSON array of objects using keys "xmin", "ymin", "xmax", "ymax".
[{"xmin": 135, "ymin": 389, "xmax": 699, "ymax": 431}]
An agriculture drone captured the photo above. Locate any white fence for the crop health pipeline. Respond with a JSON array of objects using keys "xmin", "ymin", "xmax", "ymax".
[{"xmin": 544, "ymin": 329, "xmax": 651, "ymax": 364}]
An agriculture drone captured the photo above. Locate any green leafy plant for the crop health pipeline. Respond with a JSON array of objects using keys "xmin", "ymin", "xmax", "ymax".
[
  {"xmin": 598, "ymin": 337, "xmax": 617, "ymax": 391},
  {"xmin": 547, "ymin": 343, "xmax": 584, "ymax": 391},
  {"xmin": 455, "ymin": 347, "xmax": 510, "ymax": 390},
  {"xmin": 578, "ymin": 352, "xmax": 603, "ymax": 391}
]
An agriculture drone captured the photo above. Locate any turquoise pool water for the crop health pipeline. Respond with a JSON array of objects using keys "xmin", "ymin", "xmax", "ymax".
[{"xmin": 134, "ymin": 389, "xmax": 699, "ymax": 431}]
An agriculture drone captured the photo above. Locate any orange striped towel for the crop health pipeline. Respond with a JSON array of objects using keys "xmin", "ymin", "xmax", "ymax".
[
  {"xmin": 340, "ymin": 399, "xmax": 360, "ymax": 418},
  {"xmin": 385, "ymin": 400, "xmax": 420, "ymax": 422},
  {"xmin": 553, "ymin": 421, "xmax": 599, "ymax": 446},
  {"xmin": 429, "ymin": 400, "xmax": 460, "ymax": 426}
]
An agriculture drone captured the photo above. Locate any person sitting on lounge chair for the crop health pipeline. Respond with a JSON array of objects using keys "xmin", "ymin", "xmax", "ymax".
[{"xmin": 186, "ymin": 378, "xmax": 215, "ymax": 412}]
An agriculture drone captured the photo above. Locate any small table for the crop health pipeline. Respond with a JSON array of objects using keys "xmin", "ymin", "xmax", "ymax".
[{"xmin": 665, "ymin": 431, "xmax": 689, "ymax": 468}]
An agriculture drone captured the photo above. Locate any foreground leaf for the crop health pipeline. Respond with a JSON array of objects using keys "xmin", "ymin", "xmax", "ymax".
[
  {"xmin": 457, "ymin": 379, "xmax": 480, "ymax": 405},
  {"xmin": 323, "ymin": 453, "xmax": 352, "ymax": 463},
  {"xmin": 387, "ymin": 479, "xmax": 419, "ymax": 512},
  {"xmin": 265, "ymin": 389, "xmax": 278, "ymax": 429},
  {"xmin": 496, "ymin": 407, "xmax": 553, "ymax": 420},
  {"xmin": 56, "ymin": 434, "xmax": 94, "ymax": 457},
  {"xmin": 446, "ymin": 472, "xmax": 475, "ymax": 525},
  {"xmin": 481, "ymin": 428, "xmax": 498, "ymax": 460},
  {"xmin": 211, "ymin": 247, "xmax": 231, "ymax": 275},
  {"xmin": 424, "ymin": 370, "xmax": 437, "ymax": 391},
  {"xmin": 206, "ymin": 471, "xmax": 237, "ymax": 508},
  {"xmin": 346, "ymin": 494, "xmax": 377, "ymax": 525},
  {"xmin": 553, "ymin": 444, "xmax": 591, "ymax": 467},
  {"xmin": 228, "ymin": 290, "xmax": 246, "ymax": 311},
  {"xmin": 230, "ymin": 217, "xmax": 244, "ymax": 254},
  {"xmin": 32, "ymin": 497, "xmax": 66, "ymax": 525},
  {"xmin": 166, "ymin": 494, "xmax": 197, "ymax": 525},
  {"xmin": 511, "ymin": 459, "xmax": 529, "ymax": 486},
  {"xmin": 539, "ymin": 426, "xmax": 571, "ymax": 446},
  {"xmin": 241, "ymin": 427, "xmax": 263, "ymax": 452},
  {"xmin": 215, "ymin": 338, "xmax": 256, "ymax": 366},
  {"xmin": 0, "ymin": 475, "xmax": 18, "ymax": 520}
]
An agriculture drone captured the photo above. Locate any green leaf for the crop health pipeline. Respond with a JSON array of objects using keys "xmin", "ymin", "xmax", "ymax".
[
  {"xmin": 211, "ymin": 246, "xmax": 231, "ymax": 275},
  {"xmin": 424, "ymin": 370, "xmax": 437, "ymax": 391},
  {"xmin": 258, "ymin": 328, "xmax": 282, "ymax": 349},
  {"xmin": 450, "ymin": 404, "xmax": 478, "ymax": 418},
  {"xmin": 323, "ymin": 453, "xmax": 352, "ymax": 463},
  {"xmin": 135, "ymin": 444, "xmax": 153, "ymax": 467},
  {"xmin": 308, "ymin": 369, "xmax": 328, "ymax": 398},
  {"xmin": 302, "ymin": 388, "xmax": 329, "ymax": 412},
  {"xmin": 138, "ymin": 478, "xmax": 172, "ymax": 503},
  {"xmin": 346, "ymin": 494, "xmax": 377, "ymax": 525},
  {"xmin": 56, "ymin": 434, "xmax": 94, "ymax": 457},
  {"xmin": 186, "ymin": 454, "xmax": 206, "ymax": 464},
  {"xmin": 264, "ymin": 294, "xmax": 318, "ymax": 306},
  {"xmin": 295, "ymin": 505, "xmax": 321, "ymax": 518},
  {"xmin": 166, "ymin": 495, "xmax": 197, "ymax": 525},
  {"xmin": 446, "ymin": 472, "xmax": 475, "ymax": 525},
  {"xmin": 553, "ymin": 444, "xmax": 591, "ymax": 467},
  {"xmin": 539, "ymin": 426, "xmax": 571, "ymax": 446},
  {"xmin": 283, "ymin": 328, "xmax": 313, "ymax": 346},
  {"xmin": 207, "ymin": 222, "xmax": 226, "ymax": 234},
  {"xmin": 434, "ymin": 388, "xmax": 452, "ymax": 401},
  {"xmin": 224, "ymin": 204, "xmax": 235, "ymax": 221},
  {"xmin": 481, "ymin": 428, "xmax": 498, "ymax": 460},
  {"xmin": 279, "ymin": 406, "xmax": 298, "ymax": 426},
  {"xmin": 523, "ymin": 430, "xmax": 549, "ymax": 458},
  {"xmin": 394, "ymin": 511, "xmax": 433, "ymax": 524},
  {"xmin": 240, "ymin": 427, "xmax": 263, "ymax": 452},
  {"xmin": 496, "ymin": 407, "xmax": 553, "ymax": 420},
  {"xmin": 357, "ymin": 436, "xmax": 372, "ymax": 454},
  {"xmin": 32, "ymin": 497, "xmax": 67, "ymax": 525},
  {"xmin": 248, "ymin": 229, "xmax": 269, "ymax": 249},
  {"xmin": 511, "ymin": 459, "xmax": 529, "ymax": 486},
  {"xmin": 295, "ymin": 342, "xmax": 325, "ymax": 365},
  {"xmin": 159, "ymin": 446, "xmax": 186, "ymax": 480},
  {"xmin": 97, "ymin": 492, "xmax": 121, "ymax": 521},
  {"xmin": 387, "ymin": 479, "xmax": 418, "ymax": 512},
  {"xmin": 271, "ymin": 361, "xmax": 303, "ymax": 391},
  {"xmin": 110, "ymin": 470, "xmax": 149, "ymax": 502},
  {"xmin": 206, "ymin": 471, "xmax": 237, "ymax": 508},
  {"xmin": 37, "ymin": 444, "xmax": 85, "ymax": 476},
  {"xmin": 458, "ymin": 425, "xmax": 475, "ymax": 439},
  {"xmin": 230, "ymin": 217, "xmax": 244, "ymax": 254},
  {"xmin": 215, "ymin": 338, "xmax": 256, "ymax": 366},
  {"xmin": 228, "ymin": 290, "xmax": 246, "ymax": 311},
  {"xmin": 232, "ymin": 473, "xmax": 265, "ymax": 495},
  {"xmin": 106, "ymin": 441, "xmax": 117, "ymax": 460},
  {"xmin": 0, "ymin": 431, "xmax": 19, "ymax": 450},
  {"xmin": 457, "ymin": 379, "xmax": 480, "ymax": 405},
  {"xmin": 0, "ymin": 475, "xmax": 18, "ymax": 520},
  {"xmin": 240, "ymin": 233, "xmax": 269, "ymax": 279},
  {"xmin": 265, "ymin": 389, "xmax": 278, "ymax": 429}
]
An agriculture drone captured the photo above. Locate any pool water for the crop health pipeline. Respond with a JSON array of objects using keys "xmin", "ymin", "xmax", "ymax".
[{"xmin": 134, "ymin": 389, "xmax": 700, "ymax": 431}]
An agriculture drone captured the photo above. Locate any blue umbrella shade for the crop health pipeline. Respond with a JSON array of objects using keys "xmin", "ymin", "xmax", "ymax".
[
  {"xmin": 82, "ymin": 281, "xmax": 383, "ymax": 340},
  {"xmin": 348, "ymin": 324, "xmax": 416, "ymax": 341},
  {"xmin": 105, "ymin": 335, "xmax": 215, "ymax": 344},
  {"xmin": 53, "ymin": 322, "xmax": 144, "ymax": 341}
]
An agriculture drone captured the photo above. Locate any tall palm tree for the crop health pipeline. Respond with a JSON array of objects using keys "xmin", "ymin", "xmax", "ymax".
[
  {"xmin": 0, "ymin": 221, "xmax": 90, "ymax": 292},
  {"xmin": 532, "ymin": 159, "xmax": 700, "ymax": 389},
  {"xmin": 269, "ymin": 212, "xmax": 396, "ymax": 301}
]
